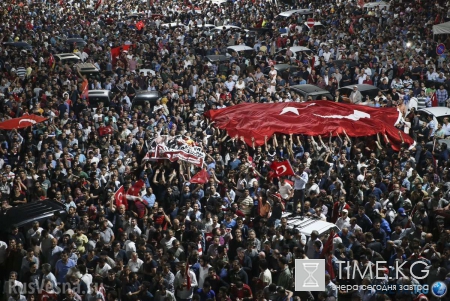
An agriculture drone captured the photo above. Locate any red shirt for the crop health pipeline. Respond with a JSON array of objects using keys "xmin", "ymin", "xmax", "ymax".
[
  {"xmin": 153, "ymin": 214, "xmax": 168, "ymax": 230},
  {"xmin": 230, "ymin": 284, "xmax": 252, "ymax": 299}
]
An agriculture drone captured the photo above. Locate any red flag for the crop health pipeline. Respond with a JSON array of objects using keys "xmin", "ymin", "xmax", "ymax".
[
  {"xmin": 435, "ymin": 14, "xmax": 441, "ymax": 25},
  {"xmin": 270, "ymin": 160, "xmax": 295, "ymax": 177},
  {"xmin": 321, "ymin": 230, "xmax": 336, "ymax": 279},
  {"xmin": 205, "ymin": 101, "xmax": 414, "ymax": 151},
  {"xmin": 185, "ymin": 263, "xmax": 191, "ymax": 290},
  {"xmin": 190, "ymin": 169, "xmax": 210, "ymax": 184},
  {"xmin": 127, "ymin": 180, "xmax": 145, "ymax": 196},
  {"xmin": 136, "ymin": 21, "xmax": 145, "ymax": 31},
  {"xmin": 98, "ymin": 126, "xmax": 113, "ymax": 136},
  {"xmin": 349, "ymin": 23, "xmax": 355, "ymax": 35},
  {"xmin": 114, "ymin": 186, "xmax": 127, "ymax": 209},
  {"xmin": 48, "ymin": 53, "xmax": 55, "ymax": 69},
  {"xmin": 81, "ymin": 79, "xmax": 89, "ymax": 101},
  {"xmin": 285, "ymin": 179, "xmax": 294, "ymax": 186},
  {"xmin": 111, "ymin": 45, "xmax": 132, "ymax": 67},
  {"xmin": 95, "ymin": 0, "xmax": 102, "ymax": 10},
  {"xmin": 267, "ymin": 170, "xmax": 276, "ymax": 182},
  {"xmin": 431, "ymin": 92, "xmax": 438, "ymax": 107},
  {"xmin": 0, "ymin": 115, "xmax": 48, "ymax": 130}
]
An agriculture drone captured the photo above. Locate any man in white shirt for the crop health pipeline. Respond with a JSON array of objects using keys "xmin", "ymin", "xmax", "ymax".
[
  {"xmin": 278, "ymin": 177, "xmax": 293, "ymax": 200},
  {"xmin": 224, "ymin": 77, "xmax": 235, "ymax": 92},
  {"xmin": 127, "ymin": 252, "xmax": 143, "ymax": 273},
  {"xmin": 335, "ymin": 209, "xmax": 351, "ymax": 230},
  {"xmin": 125, "ymin": 218, "xmax": 142, "ymax": 238},
  {"xmin": 292, "ymin": 164, "xmax": 308, "ymax": 215}
]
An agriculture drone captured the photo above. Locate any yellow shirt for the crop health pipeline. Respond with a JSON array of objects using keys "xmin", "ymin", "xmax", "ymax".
[{"xmin": 73, "ymin": 233, "xmax": 88, "ymax": 253}]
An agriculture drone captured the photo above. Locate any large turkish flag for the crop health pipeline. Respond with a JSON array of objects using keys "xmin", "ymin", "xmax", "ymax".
[
  {"xmin": 204, "ymin": 101, "xmax": 412, "ymax": 151},
  {"xmin": 0, "ymin": 115, "xmax": 47, "ymax": 130}
]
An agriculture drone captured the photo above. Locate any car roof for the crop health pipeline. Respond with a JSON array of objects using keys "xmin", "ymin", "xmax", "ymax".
[
  {"xmin": 340, "ymin": 84, "xmax": 380, "ymax": 91},
  {"xmin": 290, "ymin": 84, "xmax": 329, "ymax": 93},
  {"xmin": 273, "ymin": 64, "xmax": 297, "ymax": 71},
  {"xmin": 0, "ymin": 199, "xmax": 66, "ymax": 232},
  {"xmin": 227, "ymin": 45, "xmax": 253, "ymax": 51},
  {"xmin": 418, "ymin": 107, "xmax": 450, "ymax": 118},
  {"xmin": 66, "ymin": 38, "xmax": 86, "ymax": 42},
  {"xmin": 288, "ymin": 46, "xmax": 312, "ymax": 53},
  {"xmin": 55, "ymin": 53, "xmax": 80, "ymax": 58},
  {"xmin": 278, "ymin": 9, "xmax": 313, "ymax": 17},
  {"xmin": 135, "ymin": 91, "xmax": 161, "ymax": 97},
  {"xmin": 330, "ymin": 60, "xmax": 358, "ymax": 66},
  {"xmin": 161, "ymin": 23, "xmax": 186, "ymax": 27},
  {"xmin": 286, "ymin": 217, "xmax": 339, "ymax": 237},
  {"xmin": 3, "ymin": 42, "xmax": 31, "ymax": 48},
  {"xmin": 88, "ymin": 90, "xmax": 111, "ymax": 95},
  {"xmin": 206, "ymin": 55, "xmax": 230, "ymax": 62},
  {"xmin": 364, "ymin": 1, "xmax": 390, "ymax": 8}
]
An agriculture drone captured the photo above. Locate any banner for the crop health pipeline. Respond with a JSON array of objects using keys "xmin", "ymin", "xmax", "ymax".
[
  {"xmin": 205, "ymin": 101, "xmax": 414, "ymax": 151},
  {"xmin": 148, "ymin": 135, "xmax": 205, "ymax": 167}
]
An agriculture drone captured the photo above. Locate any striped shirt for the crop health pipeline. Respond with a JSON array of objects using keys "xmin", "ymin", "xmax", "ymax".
[{"xmin": 15, "ymin": 67, "xmax": 27, "ymax": 79}]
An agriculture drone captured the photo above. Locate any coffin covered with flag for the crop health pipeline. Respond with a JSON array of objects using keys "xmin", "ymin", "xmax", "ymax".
[
  {"xmin": 146, "ymin": 135, "xmax": 206, "ymax": 167},
  {"xmin": 204, "ymin": 101, "xmax": 413, "ymax": 150}
]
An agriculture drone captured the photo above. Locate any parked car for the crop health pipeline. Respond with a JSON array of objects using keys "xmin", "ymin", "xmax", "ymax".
[
  {"xmin": 77, "ymin": 63, "xmax": 101, "ymax": 80},
  {"xmin": 276, "ymin": 46, "xmax": 317, "ymax": 64},
  {"xmin": 131, "ymin": 91, "xmax": 162, "ymax": 110},
  {"xmin": 3, "ymin": 41, "xmax": 33, "ymax": 50},
  {"xmin": 275, "ymin": 9, "xmax": 314, "ymax": 21},
  {"xmin": 286, "ymin": 216, "xmax": 339, "ymax": 239},
  {"xmin": 418, "ymin": 107, "xmax": 450, "ymax": 125},
  {"xmin": 0, "ymin": 199, "xmax": 67, "ymax": 241},
  {"xmin": 226, "ymin": 45, "xmax": 255, "ymax": 58},
  {"xmin": 88, "ymin": 90, "xmax": 113, "ymax": 113},
  {"xmin": 263, "ymin": 64, "xmax": 301, "ymax": 80},
  {"xmin": 338, "ymin": 84, "xmax": 383, "ymax": 104},
  {"xmin": 205, "ymin": 55, "xmax": 230, "ymax": 77},
  {"xmin": 65, "ymin": 38, "xmax": 87, "ymax": 49},
  {"xmin": 55, "ymin": 53, "xmax": 81, "ymax": 65},
  {"xmin": 289, "ymin": 84, "xmax": 333, "ymax": 100}
]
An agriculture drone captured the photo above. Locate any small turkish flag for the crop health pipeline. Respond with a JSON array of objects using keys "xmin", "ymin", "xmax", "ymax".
[
  {"xmin": 270, "ymin": 160, "xmax": 295, "ymax": 177},
  {"xmin": 114, "ymin": 186, "xmax": 127, "ymax": 209},
  {"xmin": 127, "ymin": 180, "xmax": 145, "ymax": 197},
  {"xmin": 185, "ymin": 263, "xmax": 191, "ymax": 290},
  {"xmin": 98, "ymin": 126, "xmax": 113, "ymax": 136},
  {"xmin": 431, "ymin": 92, "xmax": 438, "ymax": 107},
  {"xmin": 190, "ymin": 169, "xmax": 210, "ymax": 184},
  {"xmin": 136, "ymin": 21, "xmax": 145, "ymax": 31},
  {"xmin": 349, "ymin": 23, "xmax": 355, "ymax": 35}
]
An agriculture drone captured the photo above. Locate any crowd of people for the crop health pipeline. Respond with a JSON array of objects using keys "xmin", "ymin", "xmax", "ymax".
[{"xmin": 1, "ymin": 0, "xmax": 450, "ymax": 301}]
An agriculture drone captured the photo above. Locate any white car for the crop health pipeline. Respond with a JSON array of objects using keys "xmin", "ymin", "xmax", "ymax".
[
  {"xmin": 275, "ymin": 9, "xmax": 314, "ymax": 20},
  {"xmin": 226, "ymin": 45, "xmax": 255, "ymax": 57},
  {"xmin": 418, "ymin": 107, "xmax": 450, "ymax": 126}
]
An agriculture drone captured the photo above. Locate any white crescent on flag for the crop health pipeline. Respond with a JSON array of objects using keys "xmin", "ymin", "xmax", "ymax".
[
  {"xmin": 276, "ymin": 165, "xmax": 287, "ymax": 175},
  {"xmin": 280, "ymin": 103, "xmax": 316, "ymax": 115},
  {"xmin": 18, "ymin": 119, "xmax": 37, "ymax": 125},
  {"xmin": 313, "ymin": 110, "xmax": 371, "ymax": 121}
]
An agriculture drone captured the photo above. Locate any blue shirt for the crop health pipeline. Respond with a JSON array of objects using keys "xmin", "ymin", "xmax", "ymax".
[
  {"xmin": 197, "ymin": 289, "xmax": 216, "ymax": 301},
  {"xmin": 55, "ymin": 258, "xmax": 76, "ymax": 283},
  {"xmin": 222, "ymin": 219, "xmax": 236, "ymax": 229},
  {"xmin": 142, "ymin": 194, "xmax": 156, "ymax": 208}
]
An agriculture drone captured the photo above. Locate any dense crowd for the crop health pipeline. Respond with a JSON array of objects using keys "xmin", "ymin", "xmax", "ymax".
[{"xmin": 1, "ymin": 0, "xmax": 450, "ymax": 301}]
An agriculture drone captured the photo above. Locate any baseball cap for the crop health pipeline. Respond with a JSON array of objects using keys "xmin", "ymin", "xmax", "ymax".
[
  {"xmin": 398, "ymin": 208, "xmax": 407, "ymax": 216},
  {"xmin": 342, "ymin": 209, "xmax": 348, "ymax": 213}
]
